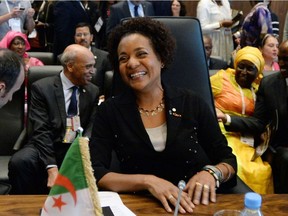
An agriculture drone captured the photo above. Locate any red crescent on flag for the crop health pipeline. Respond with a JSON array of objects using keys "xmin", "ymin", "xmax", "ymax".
[{"xmin": 54, "ymin": 173, "xmax": 77, "ymax": 205}]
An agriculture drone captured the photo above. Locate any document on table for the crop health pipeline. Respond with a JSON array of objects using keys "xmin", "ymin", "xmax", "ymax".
[{"xmin": 99, "ymin": 191, "xmax": 136, "ymax": 216}]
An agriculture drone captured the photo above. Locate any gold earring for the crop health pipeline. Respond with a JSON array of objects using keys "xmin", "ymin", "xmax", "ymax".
[{"xmin": 161, "ymin": 64, "xmax": 164, "ymax": 68}]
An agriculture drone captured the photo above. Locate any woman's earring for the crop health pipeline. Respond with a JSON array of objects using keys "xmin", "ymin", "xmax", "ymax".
[{"xmin": 161, "ymin": 63, "xmax": 165, "ymax": 69}]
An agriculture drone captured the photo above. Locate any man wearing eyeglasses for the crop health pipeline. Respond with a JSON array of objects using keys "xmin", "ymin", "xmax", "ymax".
[
  {"xmin": 58, "ymin": 22, "xmax": 112, "ymax": 98},
  {"xmin": 217, "ymin": 40, "xmax": 288, "ymax": 194}
]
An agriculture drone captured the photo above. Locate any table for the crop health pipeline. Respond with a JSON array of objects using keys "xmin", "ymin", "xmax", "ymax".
[{"xmin": 0, "ymin": 194, "xmax": 287, "ymax": 215}]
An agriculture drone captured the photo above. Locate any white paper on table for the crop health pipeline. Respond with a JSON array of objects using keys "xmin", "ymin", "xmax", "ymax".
[{"xmin": 99, "ymin": 191, "xmax": 136, "ymax": 216}]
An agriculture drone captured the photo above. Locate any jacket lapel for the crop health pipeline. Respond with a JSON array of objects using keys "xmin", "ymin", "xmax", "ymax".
[
  {"xmin": 78, "ymin": 86, "xmax": 90, "ymax": 124},
  {"xmin": 54, "ymin": 76, "xmax": 66, "ymax": 130},
  {"xmin": 115, "ymin": 91, "xmax": 153, "ymax": 148}
]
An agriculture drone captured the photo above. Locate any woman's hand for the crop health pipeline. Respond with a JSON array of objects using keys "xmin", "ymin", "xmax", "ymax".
[
  {"xmin": 185, "ymin": 171, "xmax": 217, "ymax": 205},
  {"xmin": 145, "ymin": 175, "xmax": 195, "ymax": 214}
]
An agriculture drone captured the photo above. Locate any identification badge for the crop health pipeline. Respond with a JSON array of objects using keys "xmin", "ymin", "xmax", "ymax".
[
  {"xmin": 240, "ymin": 134, "xmax": 254, "ymax": 147},
  {"xmin": 95, "ymin": 17, "xmax": 103, "ymax": 32},
  {"xmin": 71, "ymin": 116, "xmax": 81, "ymax": 131},
  {"xmin": 63, "ymin": 118, "xmax": 76, "ymax": 143},
  {"xmin": 8, "ymin": 18, "xmax": 21, "ymax": 32}
]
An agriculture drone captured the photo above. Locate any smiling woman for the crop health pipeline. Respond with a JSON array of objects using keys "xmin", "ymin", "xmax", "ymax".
[
  {"xmin": 90, "ymin": 17, "xmax": 237, "ymax": 214},
  {"xmin": 210, "ymin": 46, "xmax": 274, "ymax": 194},
  {"xmin": 0, "ymin": 31, "xmax": 44, "ymax": 71}
]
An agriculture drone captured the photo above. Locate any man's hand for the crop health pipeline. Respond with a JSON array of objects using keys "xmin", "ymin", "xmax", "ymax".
[
  {"xmin": 216, "ymin": 108, "xmax": 227, "ymax": 123},
  {"xmin": 47, "ymin": 167, "xmax": 58, "ymax": 188}
]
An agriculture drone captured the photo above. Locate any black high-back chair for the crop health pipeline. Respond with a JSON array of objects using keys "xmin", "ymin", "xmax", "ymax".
[
  {"xmin": 112, "ymin": 17, "xmax": 252, "ymax": 193},
  {"xmin": 112, "ymin": 17, "xmax": 215, "ymax": 113},
  {"xmin": 0, "ymin": 85, "xmax": 25, "ymax": 185},
  {"xmin": 0, "ymin": 66, "xmax": 62, "ymax": 186},
  {"xmin": 26, "ymin": 65, "xmax": 63, "ymax": 135},
  {"xmin": 27, "ymin": 52, "xmax": 55, "ymax": 65}
]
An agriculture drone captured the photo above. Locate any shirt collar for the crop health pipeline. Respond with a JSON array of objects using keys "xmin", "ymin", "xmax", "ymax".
[{"xmin": 60, "ymin": 71, "xmax": 76, "ymax": 91}]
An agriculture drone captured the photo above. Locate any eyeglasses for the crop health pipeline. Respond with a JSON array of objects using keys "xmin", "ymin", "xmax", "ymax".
[{"xmin": 75, "ymin": 33, "xmax": 91, "ymax": 37}]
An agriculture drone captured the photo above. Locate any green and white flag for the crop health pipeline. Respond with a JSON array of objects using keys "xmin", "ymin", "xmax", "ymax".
[{"xmin": 41, "ymin": 134, "xmax": 102, "ymax": 216}]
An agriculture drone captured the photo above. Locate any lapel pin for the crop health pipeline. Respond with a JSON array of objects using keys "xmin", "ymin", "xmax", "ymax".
[{"xmin": 171, "ymin": 108, "xmax": 182, "ymax": 118}]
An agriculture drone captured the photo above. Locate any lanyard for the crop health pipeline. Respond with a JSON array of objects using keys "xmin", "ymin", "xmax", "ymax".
[{"xmin": 238, "ymin": 84, "xmax": 256, "ymax": 115}]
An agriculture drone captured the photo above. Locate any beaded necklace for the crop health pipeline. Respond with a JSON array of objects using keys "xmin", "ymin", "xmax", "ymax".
[{"xmin": 138, "ymin": 98, "xmax": 165, "ymax": 116}]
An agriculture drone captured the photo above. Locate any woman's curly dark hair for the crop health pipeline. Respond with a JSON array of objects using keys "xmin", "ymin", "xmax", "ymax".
[{"xmin": 107, "ymin": 17, "xmax": 176, "ymax": 73}]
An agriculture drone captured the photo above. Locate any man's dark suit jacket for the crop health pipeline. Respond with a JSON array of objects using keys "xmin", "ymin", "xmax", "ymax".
[
  {"xmin": 106, "ymin": 1, "xmax": 155, "ymax": 35},
  {"xmin": 226, "ymin": 72, "xmax": 288, "ymax": 149},
  {"xmin": 90, "ymin": 46, "xmax": 112, "ymax": 95},
  {"xmin": 28, "ymin": 74, "xmax": 99, "ymax": 167},
  {"xmin": 209, "ymin": 57, "xmax": 228, "ymax": 70},
  {"xmin": 53, "ymin": 1, "xmax": 91, "ymax": 57}
]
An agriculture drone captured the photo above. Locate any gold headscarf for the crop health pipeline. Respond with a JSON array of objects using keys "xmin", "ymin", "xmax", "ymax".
[{"xmin": 234, "ymin": 46, "xmax": 265, "ymax": 74}]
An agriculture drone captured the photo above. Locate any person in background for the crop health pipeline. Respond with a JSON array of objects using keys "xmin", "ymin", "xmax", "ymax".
[
  {"xmin": 210, "ymin": 46, "xmax": 273, "ymax": 194},
  {"xmin": 150, "ymin": 0, "xmax": 171, "ymax": 16},
  {"xmin": 203, "ymin": 34, "xmax": 228, "ymax": 70},
  {"xmin": 266, "ymin": 0, "xmax": 279, "ymax": 38},
  {"xmin": 90, "ymin": 17, "xmax": 237, "ymax": 214},
  {"xmin": 240, "ymin": 0, "xmax": 272, "ymax": 48},
  {"xmin": 0, "ymin": 0, "xmax": 35, "ymax": 40},
  {"xmin": 283, "ymin": 12, "xmax": 288, "ymax": 42},
  {"xmin": 197, "ymin": 0, "xmax": 234, "ymax": 63},
  {"xmin": 8, "ymin": 44, "xmax": 99, "ymax": 194},
  {"xmin": 259, "ymin": 33, "xmax": 279, "ymax": 72},
  {"xmin": 58, "ymin": 22, "xmax": 112, "ymax": 99},
  {"xmin": 0, "ymin": 31, "xmax": 44, "ymax": 71},
  {"xmin": 29, "ymin": 0, "xmax": 54, "ymax": 52},
  {"xmin": 94, "ymin": 1, "xmax": 118, "ymax": 50},
  {"xmin": 106, "ymin": 0, "xmax": 155, "ymax": 36},
  {"xmin": 216, "ymin": 40, "xmax": 288, "ymax": 193},
  {"xmin": 170, "ymin": 0, "xmax": 186, "ymax": 17},
  {"xmin": 0, "ymin": 30, "xmax": 44, "ymax": 124},
  {"xmin": 53, "ymin": 0, "xmax": 91, "ymax": 58},
  {"xmin": 0, "ymin": 48, "xmax": 24, "ymax": 108},
  {"xmin": 81, "ymin": 0, "xmax": 100, "ymax": 47}
]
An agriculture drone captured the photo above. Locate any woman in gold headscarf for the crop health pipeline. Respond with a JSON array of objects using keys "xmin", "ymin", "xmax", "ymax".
[{"xmin": 210, "ymin": 46, "xmax": 274, "ymax": 194}]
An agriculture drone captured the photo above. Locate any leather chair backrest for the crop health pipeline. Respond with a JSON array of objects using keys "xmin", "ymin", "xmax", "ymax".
[
  {"xmin": 26, "ymin": 65, "xmax": 63, "ymax": 137},
  {"xmin": 112, "ymin": 17, "xmax": 215, "ymax": 114},
  {"xmin": 27, "ymin": 65, "xmax": 63, "ymax": 86},
  {"xmin": 0, "ymin": 84, "xmax": 25, "ymax": 156},
  {"xmin": 27, "ymin": 52, "xmax": 55, "ymax": 65},
  {"xmin": 27, "ymin": 65, "xmax": 63, "ymax": 107}
]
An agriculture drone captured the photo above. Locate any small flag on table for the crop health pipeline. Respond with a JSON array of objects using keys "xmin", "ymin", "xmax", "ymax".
[{"xmin": 41, "ymin": 130, "xmax": 102, "ymax": 216}]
